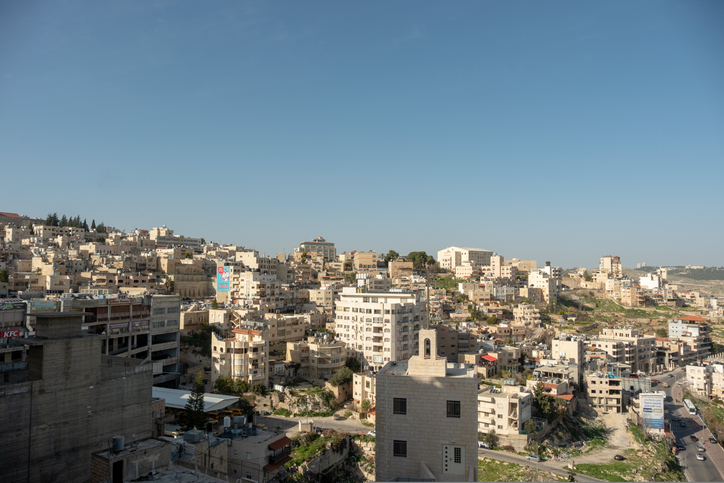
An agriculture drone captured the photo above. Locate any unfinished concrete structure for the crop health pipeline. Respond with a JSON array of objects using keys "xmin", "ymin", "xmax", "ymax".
[{"xmin": 0, "ymin": 313, "xmax": 154, "ymax": 482}]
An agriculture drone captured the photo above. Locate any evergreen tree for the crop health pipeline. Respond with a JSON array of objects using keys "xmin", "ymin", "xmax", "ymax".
[
  {"xmin": 60, "ymin": 214, "xmax": 68, "ymax": 227},
  {"xmin": 91, "ymin": 219, "xmax": 96, "ymax": 230},
  {"xmin": 182, "ymin": 371, "xmax": 207, "ymax": 430},
  {"xmin": 51, "ymin": 213, "xmax": 59, "ymax": 226},
  {"xmin": 96, "ymin": 222, "xmax": 106, "ymax": 233},
  {"xmin": 45, "ymin": 213, "xmax": 53, "ymax": 226},
  {"xmin": 82, "ymin": 219, "xmax": 89, "ymax": 231}
]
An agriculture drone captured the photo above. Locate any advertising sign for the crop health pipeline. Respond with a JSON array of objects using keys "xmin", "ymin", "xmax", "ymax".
[
  {"xmin": 217, "ymin": 266, "xmax": 231, "ymax": 292},
  {"xmin": 29, "ymin": 300, "xmax": 58, "ymax": 312},
  {"xmin": 0, "ymin": 329, "xmax": 24, "ymax": 338},
  {"xmin": 641, "ymin": 394, "xmax": 665, "ymax": 430}
]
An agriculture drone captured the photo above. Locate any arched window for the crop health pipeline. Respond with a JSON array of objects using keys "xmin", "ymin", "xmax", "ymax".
[{"xmin": 424, "ymin": 338, "xmax": 431, "ymax": 359}]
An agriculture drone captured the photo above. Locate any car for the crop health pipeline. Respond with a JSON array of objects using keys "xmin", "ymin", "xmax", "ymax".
[
  {"xmin": 697, "ymin": 454, "xmax": 706, "ymax": 461},
  {"xmin": 710, "ymin": 437, "xmax": 718, "ymax": 444},
  {"xmin": 662, "ymin": 382, "xmax": 669, "ymax": 388},
  {"xmin": 691, "ymin": 436, "xmax": 699, "ymax": 442},
  {"xmin": 478, "ymin": 442, "xmax": 491, "ymax": 449},
  {"xmin": 333, "ymin": 414, "xmax": 344, "ymax": 420},
  {"xmin": 668, "ymin": 374, "xmax": 674, "ymax": 377},
  {"xmin": 526, "ymin": 455, "xmax": 541, "ymax": 462},
  {"xmin": 680, "ymin": 422, "xmax": 687, "ymax": 427},
  {"xmin": 314, "ymin": 426, "xmax": 324, "ymax": 434},
  {"xmin": 651, "ymin": 379, "xmax": 660, "ymax": 383},
  {"xmin": 676, "ymin": 445, "xmax": 686, "ymax": 451},
  {"xmin": 614, "ymin": 455, "xmax": 625, "ymax": 461},
  {"xmin": 671, "ymin": 416, "xmax": 680, "ymax": 422},
  {"xmin": 697, "ymin": 446, "xmax": 705, "ymax": 452},
  {"xmin": 367, "ymin": 430, "xmax": 376, "ymax": 437}
]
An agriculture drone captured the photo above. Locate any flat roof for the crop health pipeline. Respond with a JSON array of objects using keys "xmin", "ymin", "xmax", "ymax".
[{"xmin": 152, "ymin": 387, "xmax": 239, "ymax": 412}]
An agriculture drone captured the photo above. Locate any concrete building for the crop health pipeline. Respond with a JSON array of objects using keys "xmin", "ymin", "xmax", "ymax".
[
  {"xmin": 600, "ymin": 256, "xmax": 623, "ymax": 279},
  {"xmin": 586, "ymin": 371, "xmax": 625, "ymax": 413},
  {"xmin": 669, "ymin": 316, "xmax": 712, "ymax": 360},
  {"xmin": 295, "ymin": 236, "xmax": 336, "ymax": 261},
  {"xmin": 0, "ymin": 313, "xmax": 155, "ymax": 482},
  {"xmin": 334, "ymin": 287, "xmax": 427, "ymax": 371},
  {"xmin": 590, "ymin": 326, "xmax": 658, "ymax": 374},
  {"xmin": 389, "ymin": 260, "xmax": 414, "ymax": 279},
  {"xmin": 285, "ymin": 335, "xmax": 347, "ymax": 381},
  {"xmin": 437, "ymin": 246, "xmax": 493, "ymax": 271},
  {"xmin": 212, "ymin": 328, "xmax": 269, "ymax": 388},
  {"xmin": 513, "ymin": 304, "xmax": 542, "ymax": 327},
  {"xmin": 477, "ymin": 381, "xmax": 533, "ymax": 447},
  {"xmin": 375, "ymin": 329, "xmax": 478, "ymax": 482},
  {"xmin": 353, "ymin": 251, "xmax": 378, "ymax": 274},
  {"xmin": 551, "ymin": 336, "xmax": 585, "ymax": 368},
  {"xmin": 62, "ymin": 294, "xmax": 181, "ymax": 387},
  {"xmin": 0, "ymin": 298, "xmax": 28, "ymax": 374},
  {"xmin": 353, "ymin": 371, "xmax": 377, "ymax": 407}
]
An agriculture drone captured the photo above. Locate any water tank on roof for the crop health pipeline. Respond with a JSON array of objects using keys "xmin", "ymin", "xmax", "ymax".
[
  {"xmin": 224, "ymin": 416, "xmax": 231, "ymax": 429},
  {"xmin": 112, "ymin": 436, "xmax": 124, "ymax": 452}
]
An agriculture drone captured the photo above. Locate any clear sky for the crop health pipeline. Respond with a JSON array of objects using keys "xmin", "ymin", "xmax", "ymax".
[{"xmin": 2, "ymin": 1, "xmax": 723, "ymax": 268}]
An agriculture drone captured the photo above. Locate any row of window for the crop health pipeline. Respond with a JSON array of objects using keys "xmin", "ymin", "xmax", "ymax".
[{"xmin": 393, "ymin": 398, "xmax": 460, "ymax": 418}]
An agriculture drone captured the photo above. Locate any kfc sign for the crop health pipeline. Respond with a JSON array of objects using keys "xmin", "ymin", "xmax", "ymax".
[{"xmin": 0, "ymin": 329, "xmax": 24, "ymax": 338}]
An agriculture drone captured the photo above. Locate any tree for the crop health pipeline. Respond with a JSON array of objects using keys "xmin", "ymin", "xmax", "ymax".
[
  {"xmin": 360, "ymin": 399, "xmax": 372, "ymax": 413},
  {"xmin": 407, "ymin": 251, "xmax": 432, "ymax": 269},
  {"xmin": 182, "ymin": 371, "xmax": 207, "ymax": 430},
  {"xmin": 185, "ymin": 251, "xmax": 192, "ymax": 259},
  {"xmin": 211, "ymin": 298, "xmax": 219, "ymax": 309},
  {"xmin": 655, "ymin": 328, "xmax": 668, "ymax": 338},
  {"xmin": 213, "ymin": 375, "xmax": 234, "ymax": 394},
  {"xmin": 467, "ymin": 304, "xmax": 481, "ymax": 322},
  {"xmin": 164, "ymin": 278, "xmax": 174, "ymax": 293},
  {"xmin": 0, "ymin": 269, "xmax": 8, "ymax": 283},
  {"xmin": 344, "ymin": 261, "xmax": 353, "ymax": 271},
  {"xmin": 524, "ymin": 418, "xmax": 537, "ymax": 434},
  {"xmin": 95, "ymin": 222, "xmax": 106, "ymax": 233},
  {"xmin": 91, "ymin": 219, "xmax": 96, "ymax": 231},
  {"xmin": 482, "ymin": 431, "xmax": 498, "ymax": 448},
  {"xmin": 250, "ymin": 383, "xmax": 266, "ymax": 395},
  {"xmin": 486, "ymin": 316, "xmax": 498, "ymax": 325},
  {"xmin": 301, "ymin": 252, "xmax": 307, "ymax": 263},
  {"xmin": 82, "ymin": 218, "xmax": 89, "ymax": 231},
  {"xmin": 59, "ymin": 214, "xmax": 68, "ymax": 227},
  {"xmin": 345, "ymin": 357, "xmax": 362, "ymax": 373},
  {"xmin": 329, "ymin": 367, "xmax": 354, "ymax": 387},
  {"xmin": 383, "ymin": 250, "xmax": 399, "ymax": 266}
]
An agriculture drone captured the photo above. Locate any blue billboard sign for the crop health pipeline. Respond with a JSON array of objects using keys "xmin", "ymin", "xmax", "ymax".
[{"xmin": 216, "ymin": 266, "xmax": 231, "ymax": 292}]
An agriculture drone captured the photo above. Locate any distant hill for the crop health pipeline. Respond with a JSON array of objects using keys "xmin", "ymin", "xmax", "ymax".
[{"xmin": 623, "ymin": 267, "xmax": 724, "ymax": 298}]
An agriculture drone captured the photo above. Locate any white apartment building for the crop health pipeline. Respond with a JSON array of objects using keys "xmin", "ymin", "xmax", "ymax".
[
  {"xmin": 600, "ymin": 256, "xmax": 623, "ymax": 279},
  {"xmin": 334, "ymin": 287, "xmax": 427, "ymax": 372},
  {"xmin": 375, "ymin": 329, "xmax": 478, "ymax": 482},
  {"xmin": 477, "ymin": 383, "xmax": 533, "ymax": 438},
  {"xmin": 286, "ymin": 335, "xmax": 347, "ymax": 380},
  {"xmin": 295, "ymin": 236, "xmax": 336, "ymax": 261},
  {"xmin": 551, "ymin": 336, "xmax": 585, "ymax": 368},
  {"xmin": 528, "ymin": 269, "xmax": 558, "ymax": 304},
  {"xmin": 513, "ymin": 304, "xmax": 541, "ymax": 327},
  {"xmin": 437, "ymin": 246, "xmax": 493, "ymax": 271},
  {"xmin": 668, "ymin": 317, "xmax": 712, "ymax": 360},
  {"xmin": 353, "ymin": 372, "xmax": 377, "ymax": 407},
  {"xmin": 591, "ymin": 326, "xmax": 658, "ymax": 373},
  {"xmin": 212, "ymin": 328, "xmax": 269, "ymax": 388}
]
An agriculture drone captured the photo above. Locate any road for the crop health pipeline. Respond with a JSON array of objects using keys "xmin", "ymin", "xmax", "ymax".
[
  {"xmin": 254, "ymin": 413, "xmax": 371, "ymax": 436},
  {"xmin": 477, "ymin": 449, "xmax": 606, "ymax": 482},
  {"xmin": 659, "ymin": 367, "xmax": 724, "ymax": 482}
]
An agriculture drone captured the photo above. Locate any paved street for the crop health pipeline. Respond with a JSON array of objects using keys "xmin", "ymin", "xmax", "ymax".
[{"xmin": 659, "ymin": 367, "xmax": 724, "ymax": 482}]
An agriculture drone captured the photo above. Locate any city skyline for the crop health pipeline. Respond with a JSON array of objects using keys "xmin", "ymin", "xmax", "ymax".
[{"xmin": 2, "ymin": 1, "xmax": 723, "ymax": 268}]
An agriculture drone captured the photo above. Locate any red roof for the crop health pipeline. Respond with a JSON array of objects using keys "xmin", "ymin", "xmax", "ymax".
[
  {"xmin": 232, "ymin": 328, "xmax": 262, "ymax": 335},
  {"xmin": 263, "ymin": 456, "xmax": 292, "ymax": 472},
  {"xmin": 481, "ymin": 354, "xmax": 498, "ymax": 362},
  {"xmin": 677, "ymin": 316, "xmax": 709, "ymax": 322},
  {"xmin": 556, "ymin": 393, "xmax": 574, "ymax": 401},
  {"xmin": 0, "ymin": 212, "xmax": 20, "ymax": 218},
  {"xmin": 268, "ymin": 436, "xmax": 292, "ymax": 451}
]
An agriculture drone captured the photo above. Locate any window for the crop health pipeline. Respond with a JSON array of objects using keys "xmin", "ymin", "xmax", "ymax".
[
  {"xmin": 393, "ymin": 440, "xmax": 407, "ymax": 457},
  {"xmin": 454, "ymin": 447, "xmax": 462, "ymax": 464},
  {"xmin": 393, "ymin": 398, "xmax": 407, "ymax": 415},
  {"xmin": 447, "ymin": 400, "xmax": 461, "ymax": 418}
]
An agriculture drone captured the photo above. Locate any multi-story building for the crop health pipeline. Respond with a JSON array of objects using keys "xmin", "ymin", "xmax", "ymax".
[
  {"xmin": 668, "ymin": 316, "xmax": 712, "ymax": 360},
  {"xmin": 586, "ymin": 371, "xmax": 625, "ymax": 413},
  {"xmin": 353, "ymin": 371, "xmax": 377, "ymax": 407},
  {"xmin": 437, "ymin": 246, "xmax": 493, "ymax": 271},
  {"xmin": 0, "ymin": 313, "xmax": 155, "ymax": 482},
  {"xmin": 212, "ymin": 328, "xmax": 269, "ymax": 388},
  {"xmin": 513, "ymin": 303, "xmax": 541, "ymax": 327},
  {"xmin": 389, "ymin": 260, "xmax": 414, "ymax": 279},
  {"xmin": 0, "ymin": 298, "xmax": 28, "ymax": 375},
  {"xmin": 295, "ymin": 236, "xmax": 336, "ymax": 261},
  {"xmin": 285, "ymin": 335, "xmax": 347, "ymax": 380},
  {"xmin": 528, "ymin": 268, "xmax": 558, "ymax": 304},
  {"xmin": 589, "ymin": 326, "xmax": 658, "ymax": 373},
  {"xmin": 61, "ymin": 294, "xmax": 181, "ymax": 387},
  {"xmin": 551, "ymin": 336, "xmax": 585, "ymax": 368},
  {"xmin": 149, "ymin": 225, "xmax": 204, "ymax": 252},
  {"xmin": 353, "ymin": 251, "xmax": 378, "ymax": 274},
  {"xmin": 477, "ymin": 382, "xmax": 533, "ymax": 441},
  {"xmin": 334, "ymin": 287, "xmax": 426, "ymax": 371},
  {"xmin": 600, "ymin": 256, "xmax": 623, "ymax": 279},
  {"xmin": 375, "ymin": 329, "xmax": 478, "ymax": 482}
]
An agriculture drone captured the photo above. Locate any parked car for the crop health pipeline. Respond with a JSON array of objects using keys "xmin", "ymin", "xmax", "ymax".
[
  {"xmin": 668, "ymin": 374, "xmax": 674, "ymax": 377},
  {"xmin": 709, "ymin": 437, "xmax": 718, "ymax": 444},
  {"xmin": 697, "ymin": 446, "xmax": 705, "ymax": 452},
  {"xmin": 478, "ymin": 442, "xmax": 491, "ymax": 449},
  {"xmin": 333, "ymin": 414, "xmax": 345, "ymax": 420},
  {"xmin": 671, "ymin": 416, "xmax": 680, "ymax": 422},
  {"xmin": 614, "ymin": 455, "xmax": 625, "ymax": 461},
  {"xmin": 651, "ymin": 379, "xmax": 660, "ymax": 383},
  {"xmin": 691, "ymin": 435, "xmax": 699, "ymax": 442},
  {"xmin": 676, "ymin": 445, "xmax": 686, "ymax": 451},
  {"xmin": 662, "ymin": 382, "xmax": 669, "ymax": 388},
  {"xmin": 367, "ymin": 430, "xmax": 376, "ymax": 437},
  {"xmin": 697, "ymin": 454, "xmax": 706, "ymax": 461},
  {"xmin": 526, "ymin": 455, "xmax": 541, "ymax": 462}
]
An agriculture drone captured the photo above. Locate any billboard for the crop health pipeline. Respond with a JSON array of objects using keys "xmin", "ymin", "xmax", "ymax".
[
  {"xmin": 29, "ymin": 300, "xmax": 58, "ymax": 312},
  {"xmin": 0, "ymin": 328, "xmax": 25, "ymax": 338},
  {"xmin": 641, "ymin": 394, "xmax": 665, "ymax": 430},
  {"xmin": 216, "ymin": 266, "xmax": 231, "ymax": 292}
]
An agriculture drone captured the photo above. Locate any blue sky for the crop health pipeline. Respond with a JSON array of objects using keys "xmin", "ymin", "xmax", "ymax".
[{"xmin": 2, "ymin": 1, "xmax": 723, "ymax": 268}]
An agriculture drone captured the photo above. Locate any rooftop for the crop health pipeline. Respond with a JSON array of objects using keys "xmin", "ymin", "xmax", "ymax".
[{"xmin": 152, "ymin": 387, "xmax": 239, "ymax": 412}]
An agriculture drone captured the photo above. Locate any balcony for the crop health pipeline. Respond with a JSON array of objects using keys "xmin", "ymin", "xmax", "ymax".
[{"xmin": 151, "ymin": 341, "xmax": 178, "ymax": 352}]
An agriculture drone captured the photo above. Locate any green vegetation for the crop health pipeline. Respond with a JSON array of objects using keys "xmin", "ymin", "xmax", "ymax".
[
  {"xmin": 296, "ymin": 410, "xmax": 334, "ymax": 418},
  {"xmin": 0, "ymin": 269, "xmax": 8, "ymax": 283},
  {"xmin": 345, "ymin": 356, "xmax": 362, "ymax": 373},
  {"xmin": 181, "ymin": 371, "xmax": 207, "ymax": 431},
  {"xmin": 181, "ymin": 324, "xmax": 218, "ymax": 357},
  {"xmin": 407, "ymin": 251, "xmax": 435, "ymax": 269},
  {"xmin": 478, "ymin": 458, "xmax": 566, "ymax": 482},
  {"xmin": 273, "ymin": 408, "xmax": 292, "ymax": 417},
  {"xmin": 690, "ymin": 396, "xmax": 724, "ymax": 446},
  {"xmin": 213, "ymin": 375, "xmax": 250, "ymax": 395},
  {"xmin": 433, "ymin": 277, "xmax": 466, "ymax": 291},
  {"xmin": 362, "ymin": 421, "xmax": 375, "ymax": 427},
  {"xmin": 287, "ymin": 433, "xmax": 332, "ymax": 467},
  {"xmin": 329, "ymin": 367, "xmax": 354, "ymax": 386},
  {"xmin": 669, "ymin": 267, "xmax": 724, "ymax": 281}
]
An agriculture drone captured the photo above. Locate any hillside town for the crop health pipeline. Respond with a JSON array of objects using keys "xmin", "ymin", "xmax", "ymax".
[{"xmin": 1, "ymin": 211, "xmax": 724, "ymax": 483}]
